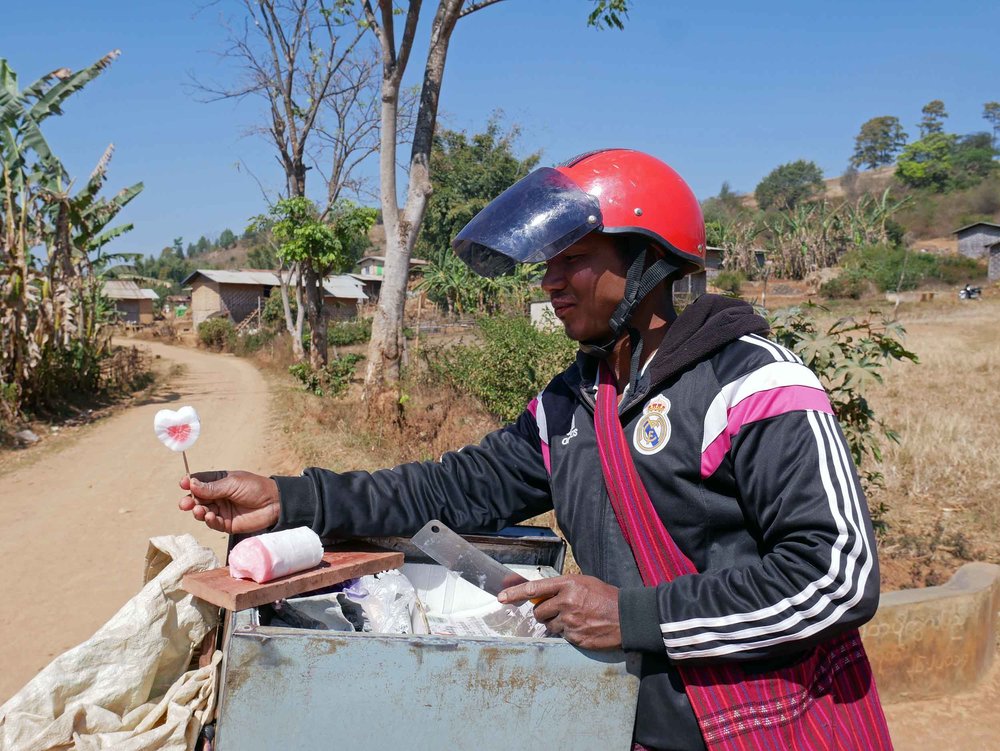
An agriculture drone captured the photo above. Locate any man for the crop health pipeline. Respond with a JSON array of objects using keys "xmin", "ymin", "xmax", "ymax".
[{"xmin": 180, "ymin": 149, "xmax": 891, "ymax": 750}]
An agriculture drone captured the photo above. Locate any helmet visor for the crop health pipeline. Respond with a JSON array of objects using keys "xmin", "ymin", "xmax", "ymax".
[{"xmin": 452, "ymin": 167, "xmax": 603, "ymax": 277}]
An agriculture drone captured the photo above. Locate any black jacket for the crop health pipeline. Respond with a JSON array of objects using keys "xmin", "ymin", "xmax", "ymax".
[{"xmin": 274, "ymin": 295, "xmax": 881, "ymax": 751}]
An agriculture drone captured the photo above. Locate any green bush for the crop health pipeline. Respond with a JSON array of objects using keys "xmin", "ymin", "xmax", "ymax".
[
  {"xmin": 198, "ymin": 318, "xmax": 235, "ymax": 350},
  {"xmin": 839, "ymin": 244, "xmax": 986, "ymax": 292},
  {"xmin": 930, "ymin": 253, "xmax": 989, "ymax": 285},
  {"xmin": 289, "ymin": 354, "xmax": 365, "ymax": 397},
  {"xmin": 232, "ymin": 329, "xmax": 275, "ymax": 356},
  {"xmin": 769, "ymin": 304, "xmax": 919, "ymax": 533},
  {"xmin": 820, "ymin": 272, "xmax": 867, "ymax": 300},
  {"xmin": 427, "ymin": 315, "xmax": 577, "ymax": 423},
  {"xmin": 328, "ymin": 318, "xmax": 372, "ymax": 346},
  {"xmin": 713, "ymin": 270, "xmax": 745, "ymax": 296},
  {"xmin": 262, "ymin": 287, "xmax": 296, "ymax": 326}
]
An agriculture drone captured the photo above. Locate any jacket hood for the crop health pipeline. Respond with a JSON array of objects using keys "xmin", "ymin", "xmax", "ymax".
[
  {"xmin": 567, "ymin": 293, "xmax": 770, "ymax": 397},
  {"xmin": 646, "ymin": 293, "xmax": 770, "ymax": 385}
]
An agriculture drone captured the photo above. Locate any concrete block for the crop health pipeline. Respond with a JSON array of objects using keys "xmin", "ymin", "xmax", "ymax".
[{"xmin": 861, "ymin": 563, "xmax": 1000, "ymax": 703}]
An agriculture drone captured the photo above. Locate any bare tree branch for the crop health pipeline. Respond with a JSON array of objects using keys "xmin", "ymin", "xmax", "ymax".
[
  {"xmin": 459, "ymin": 0, "xmax": 507, "ymax": 18},
  {"xmin": 195, "ymin": 0, "xmax": 386, "ymax": 368}
]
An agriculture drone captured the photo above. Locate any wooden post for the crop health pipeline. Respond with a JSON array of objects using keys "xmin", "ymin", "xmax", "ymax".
[{"xmin": 414, "ymin": 291, "xmax": 423, "ymax": 355}]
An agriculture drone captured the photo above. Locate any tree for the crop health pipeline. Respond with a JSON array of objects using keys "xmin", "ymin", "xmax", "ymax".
[
  {"xmin": 895, "ymin": 133, "xmax": 957, "ymax": 192},
  {"xmin": 983, "ymin": 102, "xmax": 1000, "ymax": 149},
  {"xmin": 246, "ymin": 241, "xmax": 278, "ymax": 270},
  {"xmin": 950, "ymin": 132, "xmax": 997, "ymax": 187},
  {"xmin": 416, "ymin": 117, "xmax": 539, "ymax": 264},
  {"xmin": 198, "ymin": 1, "xmax": 367, "ymax": 200},
  {"xmin": 172, "ymin": 237, "xmax": 185, "ymax": 258},
  {"xmin": 754, "ymin": 160, "xmax": 825, "ymax": 211},
  {"xmin": 362, "ymin": 0, "xmax": 632, "ymax": 418},
  {"xmin": 250, "ymin": 197, "xmax": 376, "ymax": 366},
  {"xmin": 200, "ymin": 0, "xmax": 405, "ymax": 367},
  {"xmin": 850, "ymin": 116, "xmax": 907, "ymax": 169},
  {"xmin": 919, "ymin": 100, "xmax": 948, "ymax": 137},
  {"xmin": 701, "ymin": 181, "xmax": 748, "ymax": 227},
  {"xmin": 218, "ymin": 228, "xmax": 237, "ymax": 248}
]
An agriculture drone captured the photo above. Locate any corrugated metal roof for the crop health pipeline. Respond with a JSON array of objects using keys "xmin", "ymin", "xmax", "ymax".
[
  {"xmin": 103, "ymin": 280, "xmax": 159, "ymax": 300},
  {"xmin": 182, "ymin": 269, "xmax": 366, "ymax": 300},
  {"xmin": 323, "ymin": 275, "xmax": 367, "ymax": 300},
  {"xmin": 952, "ymin": 221, "xmax": 1000, "ymax": 235},
  {"xmin": 183, "ymin": 269, "xmax": 282, "ymax": 286},
  {"xmin": 358, "ymin": 255, "xmax": 430, "ymax": 266}
]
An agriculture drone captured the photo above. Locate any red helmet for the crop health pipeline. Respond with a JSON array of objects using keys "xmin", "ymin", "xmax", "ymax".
[{"xmin": 453, "ymin": 148, "xmax": 705, "ymax": 277}]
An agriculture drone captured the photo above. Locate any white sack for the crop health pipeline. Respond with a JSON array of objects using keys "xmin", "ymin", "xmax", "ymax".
[{"xmin": 0, "ymin": 534, "xmax": 221, "ymax": 751}]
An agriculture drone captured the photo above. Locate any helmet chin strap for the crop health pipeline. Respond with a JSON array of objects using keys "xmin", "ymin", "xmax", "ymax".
[{"xmin": 578, "ymin": 236, "xmax": 679, "ymax": 392}]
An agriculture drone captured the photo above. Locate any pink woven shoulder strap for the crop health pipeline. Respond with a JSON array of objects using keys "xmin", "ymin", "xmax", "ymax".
[{"xmin": 593, "ymin": 360, "xmax": 893, "ymax": 751}]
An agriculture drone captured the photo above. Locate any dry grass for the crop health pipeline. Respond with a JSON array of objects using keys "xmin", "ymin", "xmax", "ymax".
[
  {"xmin": 254, "ymin": 337, "xmax": 500, "ymax": 474},
  {"xmin": 863, "ymin": 294, "xmax": 1000, "ymax": 588}
]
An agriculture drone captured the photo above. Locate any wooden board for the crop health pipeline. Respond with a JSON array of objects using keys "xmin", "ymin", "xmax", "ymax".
[{"xmin": 181, "ymin": 549, "xmax": 404, "ymax": 611}]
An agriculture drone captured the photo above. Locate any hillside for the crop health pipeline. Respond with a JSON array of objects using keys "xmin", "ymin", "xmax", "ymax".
[
  {"xmin": 822, "ymin": 165, "xmax": 895, "ymax": 200},
  {"xmin": 196, "ymin": 241, "xmax": 254, "ymax": 269},
  {"xmin": 737, "ymin": 165, "xmax": 895, "ymax": 211},
  {"xmin": 735, "ymin": 165, "xmax": 999, "ymax": 249},
  {"xmin": 183, "ymin": 221, "xmax": 388, "ymax": 273}
]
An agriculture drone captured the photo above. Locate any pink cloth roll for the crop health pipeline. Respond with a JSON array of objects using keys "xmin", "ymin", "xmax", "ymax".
[{"xmin": 228, "ymin": 527, "xmax": 324, "ymax": 583}]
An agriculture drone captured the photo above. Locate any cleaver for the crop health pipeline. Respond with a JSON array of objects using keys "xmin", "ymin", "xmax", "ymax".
[{"xmin": 410, "ymin": 519, "xmax": 531, "ymax": 598}]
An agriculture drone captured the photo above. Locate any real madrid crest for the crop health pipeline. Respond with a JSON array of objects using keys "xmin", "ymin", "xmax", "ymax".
[{"xmin": 633, "ymin": 395, "xmax": 671, "ymax": 455}]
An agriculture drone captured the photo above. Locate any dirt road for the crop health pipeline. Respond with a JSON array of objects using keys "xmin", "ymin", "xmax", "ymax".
[{"xmin": 0, "ymin": 340, "xmax": 275, "ymax": 702}]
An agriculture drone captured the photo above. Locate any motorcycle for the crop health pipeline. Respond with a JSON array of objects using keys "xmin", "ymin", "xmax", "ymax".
[{"xmin": 959, "ymin": 284, "xmax": 982, "ymax": 300}]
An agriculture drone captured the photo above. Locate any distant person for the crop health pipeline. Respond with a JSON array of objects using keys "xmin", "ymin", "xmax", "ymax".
[{"xmin": 180, "ymin": 149, "xmax": 893, "ymax": 750}]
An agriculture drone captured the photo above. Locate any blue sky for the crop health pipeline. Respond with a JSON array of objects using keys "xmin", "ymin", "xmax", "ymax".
[{"xmin": 3, "ymin": 0, "xmax": 998, "ymax": 256}]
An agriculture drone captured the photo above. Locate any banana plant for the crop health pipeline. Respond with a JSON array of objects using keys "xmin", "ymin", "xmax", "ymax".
[{"xmin": 1, "ymin": 51, "xmax": 143, "ymax": 421}]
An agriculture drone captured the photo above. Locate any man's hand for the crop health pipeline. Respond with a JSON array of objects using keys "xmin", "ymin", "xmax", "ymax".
[
  {"xmin": 178, "ymin": 470, "xmax": 280, "ymax": 534},
  {"xmin": 498, "ymin": 574, "xmax": 622, "ymax": 650}
]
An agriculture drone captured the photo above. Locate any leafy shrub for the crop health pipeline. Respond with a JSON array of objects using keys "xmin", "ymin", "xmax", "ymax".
[
  {"xmin": 262, "ymin": 287, "xmax": 296, "ymax": 326},
  {"xmin": 232, "ymin": 330, "xmax": 276, "ymax": 356},
  {"xmin": 324, "ymin": 354, "xmax": 365, "ymax": 397},
  {"xmin": 930, "ymin": 254, "xmax": 989, "ymax": 285},
  {"xmin": 839, "ymin": 244, "xmax": 986, "ymax": 292},
  {"xmin": 819, "ymin": 273, "xmax": 867, "ymax": 300},
  {"xmin": 328, "ymin": 318, "xmax": 372, "ymax": 346},
  {"xmin": 713, "ymin": 270, "xmax": 745, "ymax": 296},
  {"xmin": 0, "ymin": 381, "xmax": 19, "ymax": 432},
  {"xmin": 289, "ymin": 354, "xmax": 365, "ymax": 397},
  {"xmin": 288, "ymin": 362, "xmax": 321, "ymax": 395},
  {"xmin": 769, "ymin": 304, "xmax": 919, "ymax": 532},
  {"xmin": 427, "ymin": 315, "xmax": 577, "ymax": 423},
  {"xmin": 198, "ymin": 318, "xmax": 235, "ymax": 350}
]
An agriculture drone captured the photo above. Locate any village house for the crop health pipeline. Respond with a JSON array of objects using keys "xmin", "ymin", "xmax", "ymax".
[
  {"xmin": 181, "ymin": 269, "xmax": 367, "ymax": 327},
  {"xmin": 351, "ymin": 254, "xmax": 430, "ymax": 300},
  {"xmin": 953, "ymin": 222, "xmax": 1000, "ymax": 282},
  {"xmin": 954, "ymin": 221, "xmax": 1000, "ymax": 260},
  {"xmin": 991, "ymin": 240, "xmax": 1000, "ymax": 282},
  {"xmin": 102, "ymin": 280, "xmax": 159, "ymax": 324}
]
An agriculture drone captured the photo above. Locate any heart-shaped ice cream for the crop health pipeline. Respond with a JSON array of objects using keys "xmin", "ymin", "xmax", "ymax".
[{"xmin": 154, "ymin": 406, "xmax": 201, "ymax": 452}]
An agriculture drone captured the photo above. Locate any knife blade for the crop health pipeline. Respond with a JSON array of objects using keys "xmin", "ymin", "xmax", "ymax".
[{"xmin": 410, "ymin": 520, "xmax": 531, "ymax": 598}]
